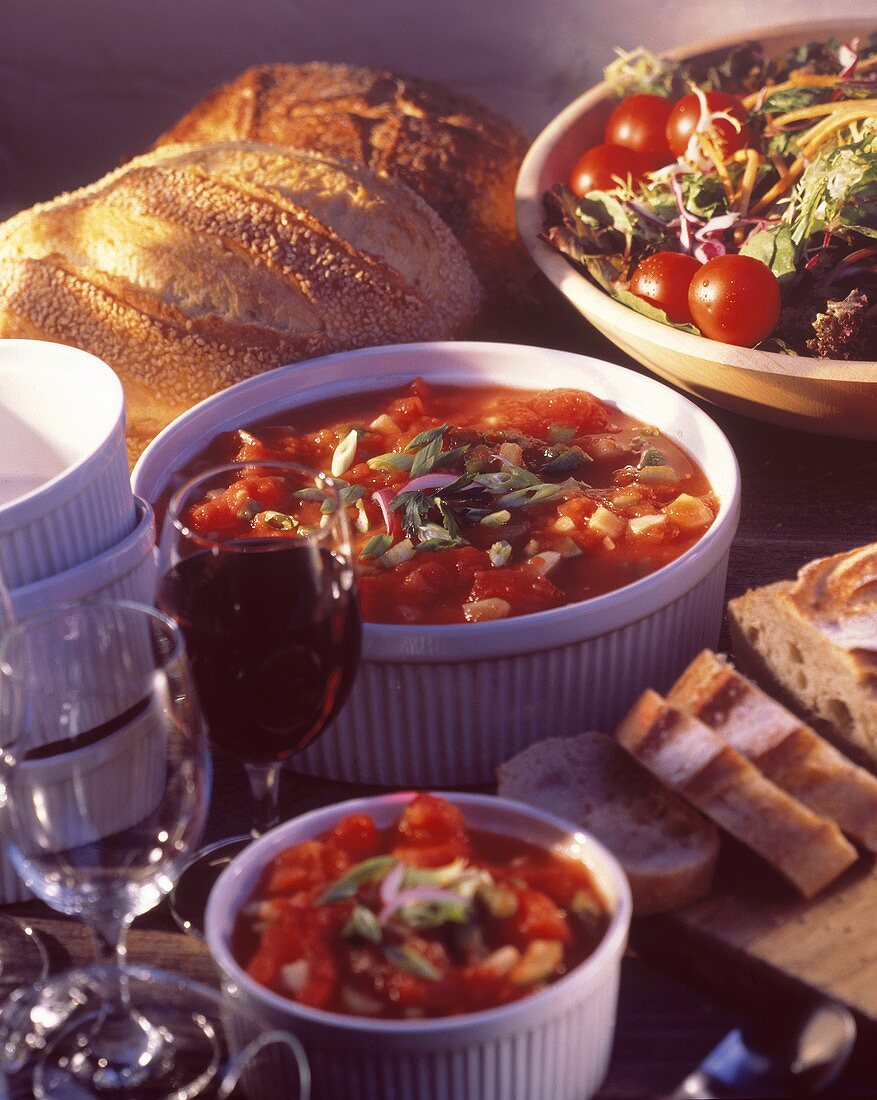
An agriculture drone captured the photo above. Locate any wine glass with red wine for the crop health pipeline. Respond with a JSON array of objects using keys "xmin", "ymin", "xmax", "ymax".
[{"xmin": 157, "ymin": 460, "xmax": 361, "ymax": 933}]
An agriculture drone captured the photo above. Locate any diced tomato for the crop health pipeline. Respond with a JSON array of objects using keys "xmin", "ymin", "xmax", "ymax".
[
  {"xmin": 392, "ymin": 793, "xmax": 470, "ymax": 867},
  {"xmin": 328, "ymin": 813, "xmax": 382, "ymax": 862},
  {"xmin": 556, "ymin": 497, "xmax": 598, "ymax": 524},
  {"xmin": 395, "ymin": 793, "xmax": 469, "ymax": 847},
  {"xmin": 467, "ymin": 569, "xmax": 564, "ymax": 616},
  {"xmin": 264, "ymin": 839, "xmax": 350, "ymax": 897},
  {"xmin": 499, "ymin": 888, "xmax": 572, "ymax": 949}
]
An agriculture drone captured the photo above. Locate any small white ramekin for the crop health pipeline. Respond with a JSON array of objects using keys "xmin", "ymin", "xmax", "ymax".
[
  {"xmin": 8, "ymin": 496, "xmax": 156, "ymax": 622},
  {"xmin": 206, "ymin": 791, "xmax": 632, "ymax": 1100},
  {"xmin": 133, "ymin": 342, "xmax": 740, "ymax": 786},
  {"xmin": 0, "ymin": 339, "xmax": 136, "ymax": 588}
]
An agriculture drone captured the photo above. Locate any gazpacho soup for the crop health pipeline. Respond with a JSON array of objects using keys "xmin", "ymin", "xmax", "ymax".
[
  {"xmin": 182, "ymin": 379, "xmax": 717, "ymax": 624},
  {"xmin": 233, "ymin": 793, "xmax": 611, "ymax": 1019}
]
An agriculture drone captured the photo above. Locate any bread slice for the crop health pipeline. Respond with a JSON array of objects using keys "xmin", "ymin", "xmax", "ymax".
[
  {"xmin": 496, "ymin": 732, "xmax": 719, "ymax": 915},
  {"xmin": 669, "ymin": 651, "xmax": 877, "ymax": 853},
  {"xmin": 616, "ymin": 691, "xmax": 858, "ymax": 898},
  {"xmin": 729, "ymin": 547, "xmax": 877, "ymax": 765}
]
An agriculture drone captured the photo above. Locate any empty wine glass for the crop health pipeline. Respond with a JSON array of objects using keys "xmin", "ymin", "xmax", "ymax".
[
  {"xmin": 0, "ymin": 600, "xmax": 211, "ymax": 1097},
  {"xmin": 0, "ymin": 964, "xmax": 311, "ymax": 1099},
  {"xmin": 156, "ymin": 460, "xmax": 361, "ymax": 934},
  {"xmin": 0, "ymin": 567, "xmax": 49, "ymax": 997}
]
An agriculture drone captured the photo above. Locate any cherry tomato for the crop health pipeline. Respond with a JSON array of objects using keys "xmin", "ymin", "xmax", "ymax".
[
  {"xmin": 604, "ymin": 94, "xmax": 674, "ymax": 166},
  {"xmin": 568, "ymin": 143, "xmax": 652, "ymax": 197},
  {"xmin": 629, "ymin": 252, "xmax": 702, "ymax": 324},
  {"xmin": 665, "ymin": 91, "xmax": 751, "ymax": 160},
  {"xmin": 687, "ymin": 254, "xmax": 781, "ymax": 346}
]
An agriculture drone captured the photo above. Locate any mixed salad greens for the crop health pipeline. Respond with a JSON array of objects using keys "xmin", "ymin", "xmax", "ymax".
[{"xmin": 544, "ymin": 36, "xmax": 877, "ymax": 359}]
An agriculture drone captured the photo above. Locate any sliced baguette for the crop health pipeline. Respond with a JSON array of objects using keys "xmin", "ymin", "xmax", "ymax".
[
  {"xmin": 616, "ymin": 691, "xmax": 858, "ymax": 898},
  {"xmin": 497, "ymin": 732, "xmax": 719, "ymax": 916},
  {"xmin": 729, "ymin": 563, "xmax": 877, "ymax": 765},
  {"xmin": 668, "ymin": 650, "xmax": 877, "ymax": 853}
]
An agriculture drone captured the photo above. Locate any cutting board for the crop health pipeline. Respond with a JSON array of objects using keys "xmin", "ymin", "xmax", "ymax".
[{"xmin": 632, "ymin": 838, "xmax": 877, "ymax": 1023}]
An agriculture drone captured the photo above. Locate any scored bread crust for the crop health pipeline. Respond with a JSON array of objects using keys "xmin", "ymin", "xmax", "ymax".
[
  {"xmin": 616, "ymin": 691, "xmax": 858, "ymax": 899},
  {"xmin": 0, "ymin": 141, "xmax": 480, "ymax": 458},
  {"xmin": 729, "ymin": 563, "xmax": 877, "ymax": 765},
  {"xmin": 497, "ymin": 732, "xmax": 719, "ymax": 916},
  {"xmin": 151, "ymin": 62, "xmax": 538, "ymax": 330},
  {"xmin": 668, "ymin": 650, "xmax": 877, "ymax": 853}
]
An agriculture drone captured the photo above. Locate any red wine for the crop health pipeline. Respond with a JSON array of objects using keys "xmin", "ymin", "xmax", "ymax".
[{"xmin": 158, "ymin": 541, "xmax": 360, "ymax": 765}]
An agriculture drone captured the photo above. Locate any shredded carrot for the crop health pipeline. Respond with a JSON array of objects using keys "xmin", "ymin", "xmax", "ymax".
[
  {"xmin": 770, "ymin": 97, "xmax": 877, "ymax": 129},
  {"xmin": 737, "ymin": 149, "xmax": 761, "ymax": 215}
]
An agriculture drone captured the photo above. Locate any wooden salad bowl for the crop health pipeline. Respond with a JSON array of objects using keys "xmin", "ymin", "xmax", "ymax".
[{"xmin": 516, "ymin": 20, "xmax": 877, "ymax": 439}]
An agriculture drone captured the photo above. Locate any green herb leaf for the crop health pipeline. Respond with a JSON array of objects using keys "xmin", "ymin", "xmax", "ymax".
[
  {"xmin": 406, "ymin": 424, "xmax": 450, "ymax": 451},
  {"xmin": 359, "ymin": 534, "xmax": 394, "ymax": 561},
  {"xmin": 383, "ymin": 944, "xmax": 442, "ymax": 982},
  {"xmin": 432, "ymin": 444, "xmax": 471, "ymax": 470},
  {"xmin": 740, "ymin": 223, "xmax": 797, "ymax": 281},
  {"xmin": 317, "ymin": 855, "xmax": 397, "ymax": 904}
]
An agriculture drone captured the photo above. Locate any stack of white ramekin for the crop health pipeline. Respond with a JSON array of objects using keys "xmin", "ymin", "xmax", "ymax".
[{"xmin": 0, "ymin": 339, "xmax": 157, "ymax": 901}]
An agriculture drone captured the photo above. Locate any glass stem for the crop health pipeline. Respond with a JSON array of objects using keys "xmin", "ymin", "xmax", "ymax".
[
  {"xmin": 245, "ymin": 760, "xmax": 283, "ymax": 838},
  {"xmin": 91, "ymin": 910, "xmax": 134, "ymax": 1011}
]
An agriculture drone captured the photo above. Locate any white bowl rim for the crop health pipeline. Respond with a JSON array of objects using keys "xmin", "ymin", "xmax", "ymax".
[
  {"xmin": 9, "ymin": 496, "xmax": 154, "ymax": 611},
  {"xmin": 205, "ymin": 790, "xmax": 632, "ymax": 1036},
  {"xmin": 133, "ymin": 341, "xmax": 740, "ymax": 658},
  {"xmin": 515, "ymin": 19, "xmax": 877, "ymax": 384},
  {"xmin": 0, "ymin": 340, "xmax": 127, "ymax": 527}
]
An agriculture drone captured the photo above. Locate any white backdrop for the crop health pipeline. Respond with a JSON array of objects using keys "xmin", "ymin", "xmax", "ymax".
[{"xmin": 0, "ymin": 0, "xmax": 873, "ymax": 208}]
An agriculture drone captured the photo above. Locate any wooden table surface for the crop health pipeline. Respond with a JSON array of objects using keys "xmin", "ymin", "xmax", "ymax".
[{"xmin": 6, "ymin": 306, "xmax": 877, "ymax": 1098}]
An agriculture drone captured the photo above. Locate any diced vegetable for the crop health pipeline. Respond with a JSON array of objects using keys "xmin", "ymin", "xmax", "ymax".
[
  {"xmin": 628, "ymin": 513, "xmax": 667, "ymax": 536},
  {"xmin": 588, "ymin": 506, "xmax": 626, "ymax": 539},
  {"xmin": 463, "ymin": 597, "xmax": 511, "ymax": 622},
  {"xmin": 509, "ymin": 940, "xmax": 564, "ymax": 985},
  {"xmin": 664, "ymin": 493, "xmax": 713, "ymax": 529}
]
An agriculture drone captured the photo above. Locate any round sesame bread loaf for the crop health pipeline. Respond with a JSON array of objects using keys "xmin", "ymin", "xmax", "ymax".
[
  {"xmin": 0, "ymin": 141, "xmax": 479, "ymax": 458},
  {"xmin": 152, "ymin": 63, "xmax": 538, "ymax": 334}
]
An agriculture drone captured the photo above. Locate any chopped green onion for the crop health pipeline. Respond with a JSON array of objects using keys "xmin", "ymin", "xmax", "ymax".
[
  {"xmin": 342, "ymin": 905, "xmax": 383, "ymax": 944},
  {"xmin": 380, "ymin": 537, "xmax": 416, "ymax": 567},
  {"xmin": 638, "ymin": 447, "xmax": 666, "ymax": 468},
  {"xmin": 383, "ymin": 944, "xmax": 442, "ymax": 982},
  {"xmin": 409, "ymin": 435, "xmax": 446, "ymax": 478},
  {"xmin": 331, "ymin": 429, "xmax": 359, "ymax": 477},
  {"xmin": 317, "ymin": 856, "xmax": 397, "ymax": 904},
  {"xmin": 367, "ymin": 452, "xmax": 416, "ymax": 473},
  {"xmin": 359, "ymin": 533, "xmax": 394, "ymax": 560},
  {"xmin": 542, "ymin": 447, "xmax": 591, "ymax": 476},
  {"xmin": 480, "ymin": 509, "xmax": 511, "ymax": 527},
  {"xmin": 254, "ymin": 510, "xmax": 298, "ymax": 530},
  {"xmin": 489, "ymin": 540, "xmax": 512, "ymax": 567}
]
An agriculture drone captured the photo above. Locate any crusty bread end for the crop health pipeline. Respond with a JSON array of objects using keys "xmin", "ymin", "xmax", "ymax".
[{"xmin": 497, "ymin": 732, "xmax": 719, "ymax": 916}]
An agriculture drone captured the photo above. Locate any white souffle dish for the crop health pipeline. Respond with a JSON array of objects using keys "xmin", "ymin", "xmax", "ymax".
[
  {"xmin": 205, "ymin": 791, "xmax": 632, "ymax": 1100},
  {"xmin": 132, "ymin": 341, "xmax": 741, "ymax": 786},
  {"xmin": 0, "ymin": 339, "xmax": 137, "ymax": 588}
]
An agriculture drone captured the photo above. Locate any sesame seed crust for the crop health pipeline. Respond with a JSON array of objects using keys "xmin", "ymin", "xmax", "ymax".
[
  {"xmin": 0, "ymin": 141, "xmax": 480, "ymax": 458},
  {"xmin": 152, "ymin": 63, "xmax": 536, "ymax": 322}
]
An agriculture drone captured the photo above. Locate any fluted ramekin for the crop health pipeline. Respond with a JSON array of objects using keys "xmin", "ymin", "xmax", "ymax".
[
  {"xmin": 0, "ymin": 340, "xmax": 136, "ymax": 588},
  {"xmin": 206, "ymin": 791, "xmax": 632, "ymax": 1100},
  {"xmin": 9, "ymin": 497, "xmax": 156, "ymax": 622},
  {"xmin": 133, "ymin": 341, "xmax": 740, "ymax": 786}
]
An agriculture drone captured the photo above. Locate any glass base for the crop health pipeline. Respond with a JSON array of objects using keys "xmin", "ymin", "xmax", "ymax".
[
  {"xmin": 0, "ymin": 912, "xmax": 49, "ymax": 1000},
  {"xmin": 1, "ymin": 964, "xmax": 223, "ymax": 1099},
  {"xmin": 169, "ymin": 836, "xmax": 253, "ymax": 939}
]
